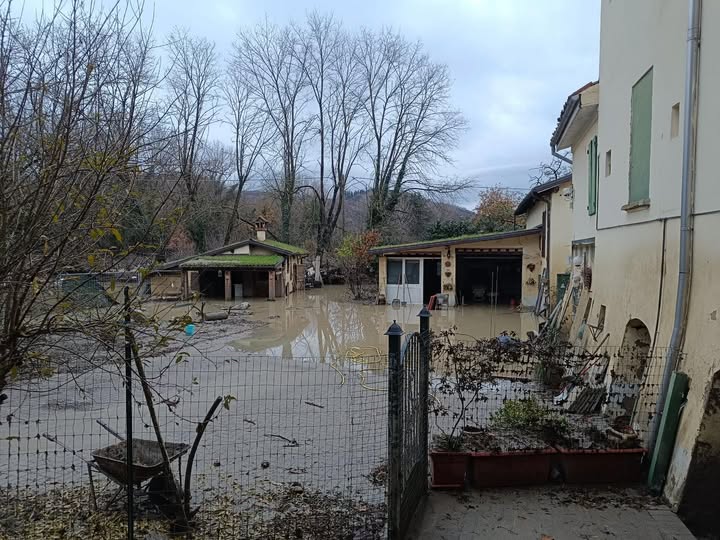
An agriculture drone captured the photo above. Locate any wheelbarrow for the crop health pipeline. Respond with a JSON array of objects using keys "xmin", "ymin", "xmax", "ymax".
[
  {"xmin": 43, "ymin": 395, "xmax": 222, "ymax": 518},
  {"xmin": 91, "ymin": 439, "xmax": 189, "ymax": 486},
  {"xmin": 43, "ymin": 432, "xmax": 189, "ymax": 510}
]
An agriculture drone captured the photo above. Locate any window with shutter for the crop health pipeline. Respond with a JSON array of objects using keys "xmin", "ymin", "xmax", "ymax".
[
  {"xmin": 587, "ymin": 136, "xmax": 598, "ymax": 216},
  {"xmin": 629, "ymin": 68, "xmax": 653, "ymax": 203}
]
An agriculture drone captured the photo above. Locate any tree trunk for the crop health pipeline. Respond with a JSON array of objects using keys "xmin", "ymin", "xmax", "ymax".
[
  {"xmin": 224, "ymin": 176, "xmax": 245, "ymax": 245},
  {"xmin": 280, "ymin": 191, "xmax": 292, "ymax": 243}
]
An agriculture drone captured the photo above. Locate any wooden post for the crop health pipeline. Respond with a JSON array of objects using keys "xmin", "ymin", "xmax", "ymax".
[
  {"xmin": 268, "ymin": 270, "xmax": 276, "ymax": 300},
  {"xmin": 224, "ymin": 270, "xmax": 231, "ymax": 301}
]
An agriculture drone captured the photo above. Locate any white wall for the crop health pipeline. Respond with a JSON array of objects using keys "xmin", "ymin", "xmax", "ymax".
[
  {"xmin": 598, "ymin": 0, "xmax": 687, "ymax": 228},
  {"xmin": 570, "ymin": 119, "xmax": 599, "ymax": 244},
  {"xmin": 589, "ymin": 0, "xmax": 720, "ymax": 509}
]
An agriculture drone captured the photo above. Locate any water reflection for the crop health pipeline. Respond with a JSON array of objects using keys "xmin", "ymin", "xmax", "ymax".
[{"xmin": 227, "ymin": 286, "xmax": 537, "ymax": 359}]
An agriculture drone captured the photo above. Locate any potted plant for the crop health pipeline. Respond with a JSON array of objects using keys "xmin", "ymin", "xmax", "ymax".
[
  {"xmin": 555, "ymin": 422, "xmax": 646, "ymax": 483},
  {"xmin": 429, "ymin": 433, "xmax": 468, "ymax": 489},
  {"xmin": 429, "ymin": 330, "xmax": 499, "ymax": 488},
  {"xmin": 466, "ymin": 399, "xmax": 565, "ymax": 488}
]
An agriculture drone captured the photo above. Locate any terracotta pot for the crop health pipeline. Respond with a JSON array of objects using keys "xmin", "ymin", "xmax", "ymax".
[
  {"xmin": 470, "ymin": 448, "xmax": 557, "ymax": 488},
  {"xmin": 556, "ymin": 447, "xmax": 646, "ymax": 484},
  {"xmin": 430, "ymin": 451, "xmax": 468, "ymax": 489}
]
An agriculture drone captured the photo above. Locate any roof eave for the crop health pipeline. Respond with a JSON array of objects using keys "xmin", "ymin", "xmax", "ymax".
[
  {"xmin": 369, "ymin": 226, "xmax": 543, "ymax": 255},
  {"xmin": 251, "ymin": 239, "xmax": 308, "ymax": 257},
  {"xmin": 556, "ymin": 104, "xmax": 599, "ymax": 150},
  {"xmin": 155, "ymin": 237, "xmax": 307, "ymax": 271},
  {"xmin": 551, "ymin": 82, "xmax": 600, "ymax": 151},
  {"xmin": 179, "ymin": 262, "xmax": 283, "ymax": 271},
  {"xmin": 514, "ymin": 174, "xmax": 573, "ymax": 216}
]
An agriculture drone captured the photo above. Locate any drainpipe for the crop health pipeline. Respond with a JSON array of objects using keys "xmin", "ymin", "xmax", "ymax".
[{"xmin": 649, "ymin": 0, "xmax": 701, "ymax": 454}]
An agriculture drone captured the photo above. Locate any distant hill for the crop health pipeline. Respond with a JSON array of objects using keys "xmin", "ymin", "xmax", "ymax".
[{"xmin": 180, "ymin": 188, "xmax": 476, "ymax": 259}]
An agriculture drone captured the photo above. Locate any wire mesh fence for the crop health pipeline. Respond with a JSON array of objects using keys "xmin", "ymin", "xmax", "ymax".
[
  {"xmin": 430, "ymin": 336, "xmax": 667, "ymax": 455},
  {"xmin": 0, "ymin": 351, "xmax": 389, "ymax": 539}
]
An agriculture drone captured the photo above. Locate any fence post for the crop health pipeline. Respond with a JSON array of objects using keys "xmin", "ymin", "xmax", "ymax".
[
  {"xmin": 123, "ymin": 287, "xmax": 134, "ymax": 540},
  {"xmin": 386, "ymin": 320, "xmax": 404, "ymax": 540},
  {"xmin": 418, "ymin": 306, "xmax": 431, "ymax": 495}
]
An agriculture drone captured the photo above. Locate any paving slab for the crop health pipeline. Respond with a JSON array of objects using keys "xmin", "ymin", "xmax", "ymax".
[{"xmin": 409, "ymin": 485, "xmax": 696, "ymax": 540}]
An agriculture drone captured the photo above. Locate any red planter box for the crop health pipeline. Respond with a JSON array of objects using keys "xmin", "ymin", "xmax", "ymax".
[
  {"xmin": 430, "ymin": 451, "xmax": 468, "ymax": 489},
  {"xmin": 556, "ymin": 447, "xmax": 647, "ymax": 484},
  {"xmin": 470, "ymin": 448, "xmax": 557, "ymax": 488}
]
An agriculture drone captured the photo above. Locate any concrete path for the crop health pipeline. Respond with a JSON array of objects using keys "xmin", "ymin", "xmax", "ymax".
[{"xmin": 409, "ymin": 486, "xmax": 696, "ymax": 540}]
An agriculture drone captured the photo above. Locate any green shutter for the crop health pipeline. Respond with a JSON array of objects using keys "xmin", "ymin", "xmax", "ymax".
[
  {"xmin": 629, "ymin": 68, "xmax": 653, "ymax": 203},
  {"xmin": 587, "ymin": 136, "xmax": 598, "ymax": 216}
]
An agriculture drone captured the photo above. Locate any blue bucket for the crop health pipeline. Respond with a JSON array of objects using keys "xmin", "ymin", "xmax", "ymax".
[{"xmin": 184, "ymin": 324, "xmax": 196, "ymax": 336}]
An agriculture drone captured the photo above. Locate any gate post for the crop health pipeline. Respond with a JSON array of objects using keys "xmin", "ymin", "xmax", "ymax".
[
  {"xmin": 386, "ymin": 320, "xmax": 404, "ymax": 540},
  {"xmin": 418, "ymin": 306, "xmax": 431, "ymax": 493}
]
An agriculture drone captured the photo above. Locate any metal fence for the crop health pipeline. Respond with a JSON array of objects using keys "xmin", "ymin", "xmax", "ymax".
[
  {"xmin": 386, "ymin": 309, "xmax": 430, "ymax": 540},
  {"xmin": 430, "ymin": 337, "xmax": 667, "ymax": 457},
  {"xmin": 0, "ymin": 348, "xmax": 389, "ymax": 538}
]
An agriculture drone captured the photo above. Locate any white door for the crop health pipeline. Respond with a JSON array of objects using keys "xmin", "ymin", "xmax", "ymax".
[{"xmin": 386, "ymin": 258, "xmax": 423, "ymax": 305}]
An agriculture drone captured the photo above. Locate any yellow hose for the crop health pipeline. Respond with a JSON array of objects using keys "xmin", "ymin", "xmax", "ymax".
[{"xmin": 343, "ymin": 346, "xmax": 386, "ymax": 391}]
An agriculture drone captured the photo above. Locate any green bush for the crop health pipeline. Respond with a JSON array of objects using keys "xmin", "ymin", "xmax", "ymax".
[{"xmin": 490, "ymin": 398, "xmax": 569, "ymax": 441}]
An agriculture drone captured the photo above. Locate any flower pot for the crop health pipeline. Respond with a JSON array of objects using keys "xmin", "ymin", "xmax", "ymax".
[
  {"xmin": 470, "ymin": 448, "xmax": 557, "ymax": 487},
  {"xmin": 430, "ymin": 451, "xmax": 468, "ymax": 489},
  {"xmin": 556, "ymin": 447, "xmax": 646, "ymax": 484}
]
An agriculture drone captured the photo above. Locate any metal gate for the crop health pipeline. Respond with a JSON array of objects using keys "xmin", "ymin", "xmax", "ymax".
[{"xmin": 386, "ymin": 308, "xmax": 431, "ymax": 539}]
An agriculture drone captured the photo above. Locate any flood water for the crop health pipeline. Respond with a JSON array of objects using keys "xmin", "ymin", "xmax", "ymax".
[{"xmin": 218, "ymin": 285, "xmax": 538, "ymax": 359}]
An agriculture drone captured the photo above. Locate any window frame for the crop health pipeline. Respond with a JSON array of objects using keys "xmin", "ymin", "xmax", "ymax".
[
  {"xmin": 628, "ymin": 67, "xmax": 653, "ymax": 205},
  {"xmin": 587, "ymin": 135, "xmax": 598, "ymax": 216}
]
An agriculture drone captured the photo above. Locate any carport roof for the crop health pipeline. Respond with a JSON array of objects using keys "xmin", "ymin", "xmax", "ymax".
[
  {"xmin": 368, "ymin": 226, "xmax": 542, "ymax": 255},
  {"xmin": 179, "ymin": 254, "xmax": 283, "ymax": 270}
]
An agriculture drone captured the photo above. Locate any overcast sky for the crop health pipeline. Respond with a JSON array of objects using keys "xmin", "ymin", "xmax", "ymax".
[{"xmin": 23, "ymin": 0, "xmax": 600, "ymax": 193}]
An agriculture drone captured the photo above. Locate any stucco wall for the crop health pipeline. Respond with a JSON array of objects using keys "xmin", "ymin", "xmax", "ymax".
[
  {"xmin": 378, "ymin": 255, "xmax": 387, "ymax": 296},
  {"xmin": 598, "ymin": 0, "xmax": 687, "ymax": 228},
  {"xmin": 526, "ymin": 204, "xmax": 544, "ymax": 229},
  {"xmin": 523, "ymin": 183, "xmax": 572, "ymax": 304},
  {"xmin": 570, "ymin": 120, "xmax": 599, "ymax": 243},
  {"xmin": 590, "ymin": 0, "xmax": 720, "ymax": 508},
  {"xmin": 442, "ymin": 247, "xmax": 456, "ymax": 306},
  {"xmin": 548, "ymin": 185, "xmax": 573, "ymax": 292}
]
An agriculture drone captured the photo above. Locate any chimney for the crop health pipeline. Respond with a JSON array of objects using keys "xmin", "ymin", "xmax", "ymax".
[{"xmin": 255, "ymin": 215, "xmax": 268, "ymax": 242}]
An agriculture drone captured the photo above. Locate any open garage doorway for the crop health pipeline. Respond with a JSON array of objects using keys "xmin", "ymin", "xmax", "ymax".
[
  {"xmin": 423, "ymin": 259, "xmax": 441, "ymax": 304},
  {"xmin": 456, "ymin": 252, "xmax": 522, "ymax": 306},
  {"xmin": 198, "ymin": 270, "xmax": 224, "ymax": 297}
]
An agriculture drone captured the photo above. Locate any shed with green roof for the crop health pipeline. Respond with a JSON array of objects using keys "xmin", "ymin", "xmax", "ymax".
[{"xmin": 153, "ymin": 218, "xmax": 307, "ymax": 301}]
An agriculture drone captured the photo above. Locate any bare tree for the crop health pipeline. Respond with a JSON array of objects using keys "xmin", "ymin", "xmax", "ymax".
[
  {"xmin": 166, "ymin": 28, "xmax": 219, "ymax": 203},
  {"xmin": 0, "ymin": 0, "xmax": 178, "ymax": 387},
  {"xmin": 356, "ymin": 29, "xmax": 466, "ymax": 229},
  {"xmin": 529, "ymin": 156, "xmax": 571, "ymax": 186},
  {"xmin": 223, "ymin": 71, "xmax": 268, "ymax": 244},
  {"xmin": 300, "ymin": 14, "xmax": 367, "ymax": 280},
  {"xmin": 232, "ymin": 21, "xmax": 311, "ymax": 242}
]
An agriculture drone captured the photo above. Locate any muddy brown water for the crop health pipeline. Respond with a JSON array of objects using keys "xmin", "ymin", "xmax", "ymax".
[{"xmin": 146, "ymin": 285, "xmax": 536, "ymax": 359}]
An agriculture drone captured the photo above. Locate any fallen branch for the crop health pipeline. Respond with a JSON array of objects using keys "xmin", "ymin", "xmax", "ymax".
[
  {"xmin": 264, "ymin": 433, "xmax": 299, "ymax": 447},
  {"xmin": 304, "ymin": 401, "xmax": 324, "ymax": 409}
]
